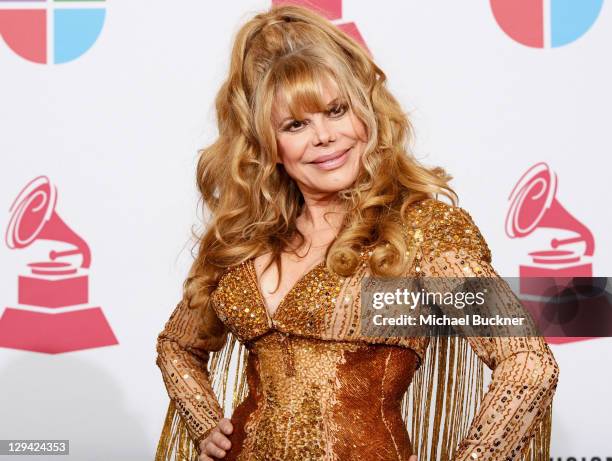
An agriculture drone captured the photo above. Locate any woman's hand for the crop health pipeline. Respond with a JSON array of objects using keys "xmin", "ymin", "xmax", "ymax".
[
  {"xmin": 198, "ymin": 418, "xmax": 233, "ymax": 460},
  {"xmin": 408, "ymin": 456, "xmax": 417, "ymax": 461}
]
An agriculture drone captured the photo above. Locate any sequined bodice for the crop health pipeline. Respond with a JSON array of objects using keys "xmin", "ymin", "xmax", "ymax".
[
  {"xmin": 223, "ymin": 331, "xmax": 419, "ymax": 460},
  {"xmin": 156, "ymin": 199, "xmax": 560, "ymax": 461},
  {"xmin": 212, "ymin": 258, "xmax": 346, "ymax": 342},
  {"xmin": 209, "ymin": 247, "xmax": 435, "ymax": 361},
  {"xmin": 208, "ymin": 250, "xmax": 429, "ymax": 460}
]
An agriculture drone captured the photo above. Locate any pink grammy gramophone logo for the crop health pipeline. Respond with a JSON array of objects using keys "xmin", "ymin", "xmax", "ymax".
[
  {"xmin": 272, "ymin": 0, "xmax": 370, "ymax": 53},
  {"xmin": 0, "ymin": 175, "xmax": 118, "ymax": 354},
  {"xmin": 505, "ymin": 162, "xmax": 597, "ymax": 345}
]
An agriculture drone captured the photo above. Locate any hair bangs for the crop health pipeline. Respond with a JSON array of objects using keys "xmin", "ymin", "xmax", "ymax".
[{"xmin": 271, "ymin": 57, "xmax": 350, "ymax": 123}]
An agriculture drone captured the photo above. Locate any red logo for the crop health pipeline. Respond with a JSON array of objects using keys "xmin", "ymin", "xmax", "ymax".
[
  {"xmin": 0, "ymin": 176, "xmax": 118, "ymax": 353},
  {"xmin": 506, "ymin": 163, "xmax": 601, "ymax": 344}
]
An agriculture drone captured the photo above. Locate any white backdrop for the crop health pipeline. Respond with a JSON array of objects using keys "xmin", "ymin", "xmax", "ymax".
[{"xmin": 1, "ymin": 1, "xmax": 610, "ymax": 459}]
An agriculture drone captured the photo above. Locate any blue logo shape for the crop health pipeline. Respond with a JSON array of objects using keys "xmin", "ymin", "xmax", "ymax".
[
  {"xmin": 551, "ymin": 0, "xmax": 603, "ymax": 47},
  {"xmin": 54, "ymin": 8, "xmax": 105, "ymax": 64}
]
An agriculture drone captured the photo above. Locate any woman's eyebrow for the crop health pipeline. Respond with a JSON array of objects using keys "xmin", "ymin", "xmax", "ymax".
[
  {"xmin": 277, "ymin": 114, "xmax": 292, "ymax": 126},
  {"xmin": 277, "ymin": 97, "xmax": 343, "ymax": 125}
]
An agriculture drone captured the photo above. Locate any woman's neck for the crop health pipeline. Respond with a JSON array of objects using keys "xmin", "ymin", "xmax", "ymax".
[{"xmin": 294, "ymin": 194, "xmax": 346, "ymax": 249}]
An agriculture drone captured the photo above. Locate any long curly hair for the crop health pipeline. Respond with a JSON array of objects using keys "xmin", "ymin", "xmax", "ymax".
[{"xmin": 183, "ymin": 4, "xmax": 456, "ymax": 328}]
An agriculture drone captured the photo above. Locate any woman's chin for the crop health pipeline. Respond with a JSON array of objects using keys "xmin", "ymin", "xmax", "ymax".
[{"xmin": 310, "ymin": 173, "xmax": 358, "ymax": 194}]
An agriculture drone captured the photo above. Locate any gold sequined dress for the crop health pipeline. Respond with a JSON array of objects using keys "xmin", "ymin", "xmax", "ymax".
[{"xmin": 155, "ymin": 199, "xmax": 560, "ymax": 461}]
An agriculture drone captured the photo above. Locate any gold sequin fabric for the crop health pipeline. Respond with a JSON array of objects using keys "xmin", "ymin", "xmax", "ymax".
[
  {"xmin": 155, "ymin": 198, "xmax": 560, "ymax": 460},
  {"xmin": 212, "ymin": 259, "xmax": 344, "ymax": 340},
  {"xmin": 223, "ymin": 332, "xmax": 419, "ymax": 460}
]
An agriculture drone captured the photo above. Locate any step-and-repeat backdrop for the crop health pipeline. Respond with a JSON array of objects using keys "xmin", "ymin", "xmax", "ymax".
[{"xmin": 1, "ymin": 1, "xmax": 610, "ymax": 459}]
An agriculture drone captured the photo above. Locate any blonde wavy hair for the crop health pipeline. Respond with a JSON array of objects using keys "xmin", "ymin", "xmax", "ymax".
[{"xmin": 183, "ymin": 4, "xmax": 456, "ymax": 328}]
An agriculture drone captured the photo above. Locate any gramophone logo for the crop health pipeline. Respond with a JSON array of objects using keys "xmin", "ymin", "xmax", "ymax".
[
  {"xmin": 0, "ymin": 0, "xmax": 105, "ymax": 64},
  {"xmin": 505, "ymin": 162, "xmax": 600, "ymax": 345},
  {"xmin": 272, "ymin": 0, "xmax": 369, "ymax": 53},
  {"xmin": 490, "ymin": 0, "xmax": 603, "ymax": 48},
  {"xmin": 0, "ymin": 176, "xmax": 118, "ymax": 353}
]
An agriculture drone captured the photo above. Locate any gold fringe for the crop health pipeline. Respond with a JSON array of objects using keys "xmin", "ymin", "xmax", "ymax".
[
  {"xmin": 522, "ymin": 402, "xmax": 553, "ymax": 461},
  {"xmin": 154, "ymin": 400, "xmax": 199, "ymax": 461},
  {"xmin": 403, "ymin": 336, "xmax": 553, "ymax": 460},
  {"xmin": 157, "ymin": 333, "xmax": 552, "ymax": 460},
  {"xmin": 403, "ymin": 336, "xmax": 485, "ymax": 460},
  {"xmin": 155, "ymin": 332, "xmax": 249, "ymax": 461}
]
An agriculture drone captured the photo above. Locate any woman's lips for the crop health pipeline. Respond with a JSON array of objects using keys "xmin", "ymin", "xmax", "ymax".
[{"xmin": 310, "ymin": 148, "xmax": 350, "ymax": 171}]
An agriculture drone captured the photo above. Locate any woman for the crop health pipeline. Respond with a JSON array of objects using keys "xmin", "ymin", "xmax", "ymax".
[{"xmin": 155, "ymin": 5, "xmax": 559, "ymax": 461}]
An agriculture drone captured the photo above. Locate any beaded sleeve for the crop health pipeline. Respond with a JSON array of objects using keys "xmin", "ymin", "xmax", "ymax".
[
  {"xmin": 156, "ymin": 298, "xmax": 228, "ymax": 449},
  {"xmin": 408, "ymin": 200, "xmax": 560, "ymax": 460}
]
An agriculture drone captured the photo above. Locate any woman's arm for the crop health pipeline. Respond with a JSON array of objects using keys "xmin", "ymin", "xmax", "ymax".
[
  {"xmin": 156, "ymin": 297, "xmax": 228, "ymax": 449},
  {"xmin": 410, "ymin": 200, "xmax": 560, "ymax": 460}
]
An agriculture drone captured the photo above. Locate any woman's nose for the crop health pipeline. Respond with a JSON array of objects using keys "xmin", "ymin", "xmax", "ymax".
[{"xmin": 311, "ymin": 115, "xmax": 336, "ymax": 145}]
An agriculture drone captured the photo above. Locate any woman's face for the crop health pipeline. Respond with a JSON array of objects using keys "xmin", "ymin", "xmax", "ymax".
[{"xmin": 272, "ymin": 79, "xmax": 368, "ymax": 198}]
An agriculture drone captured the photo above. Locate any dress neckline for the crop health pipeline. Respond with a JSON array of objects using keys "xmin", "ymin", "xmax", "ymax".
[{"xmin": 247, "ymin": 257, "xmax": 326, "ymax": 326}]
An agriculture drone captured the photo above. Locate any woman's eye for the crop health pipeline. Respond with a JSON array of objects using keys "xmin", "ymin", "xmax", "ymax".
[
  {"xmin": 282, "ymin": 104, "xmax": 348, "ymax": 132},
  {"xmin": 285, "ymin": 120, "xmax": 305, "ymax": 132},
  {"xmin": 329, "ymin": 104, "xmax": 348, "ymax": 117}
]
